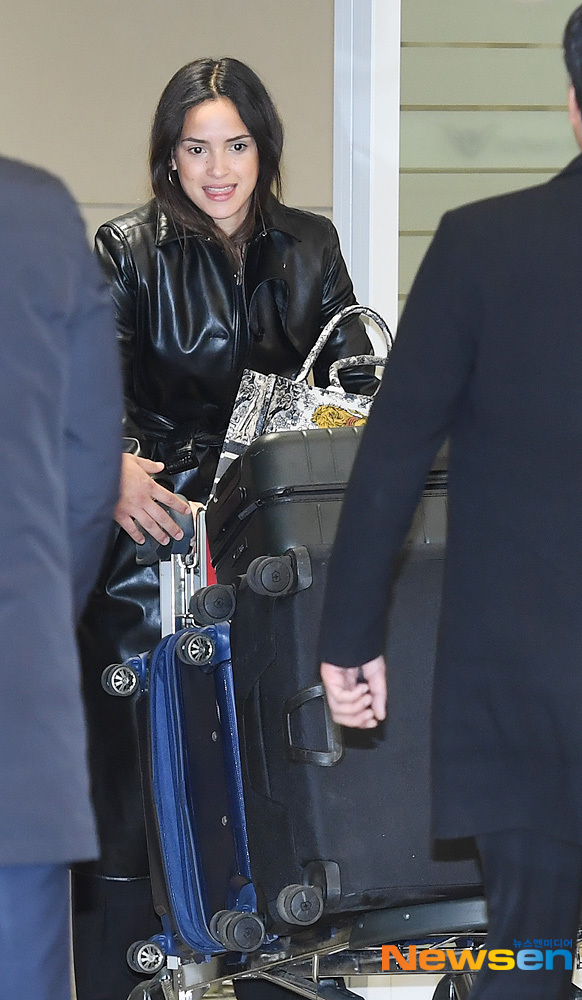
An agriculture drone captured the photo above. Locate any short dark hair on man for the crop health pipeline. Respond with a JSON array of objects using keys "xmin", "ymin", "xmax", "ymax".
[{"xmin": 564, "ymin": 5, "xmax": 582, "ymax": 112}]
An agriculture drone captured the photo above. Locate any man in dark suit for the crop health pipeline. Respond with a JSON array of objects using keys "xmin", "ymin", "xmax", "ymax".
[
  {"xmin": 319, "ymin": 6, "xmax": 582, "ymax": 999},
  {"xmin": 0, "ymin": 156, "xmax": 122, "ymax": 1000}
]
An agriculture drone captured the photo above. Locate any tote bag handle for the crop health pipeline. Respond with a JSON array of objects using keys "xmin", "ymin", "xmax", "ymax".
[{"xmin": 294, "ymin": 304, "xmax": 393, "ymax": 385}]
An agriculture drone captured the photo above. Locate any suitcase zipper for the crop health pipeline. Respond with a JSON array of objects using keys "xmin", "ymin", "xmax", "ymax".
[
  {"xmin": 236, "ymin": 471, "xmax": 448, "ymax": 523},
  {"xmin": 237, "ymin": 484, "xmax": 347, "ymax": 522},
  {"xmin": 209, "ymin": 486, "xmax": 346, "ymax": 565}
]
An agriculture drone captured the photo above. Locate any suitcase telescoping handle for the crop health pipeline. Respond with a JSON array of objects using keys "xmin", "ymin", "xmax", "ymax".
[
  {"xmin": 283, "ymin": 685, "xmax": 344, "ymax": 766},
  {"xmin": 159, "ymin": 506, "xmax": 208, "ymax": 636},
  {"xmin": 294, "ymin": 304, "xmax": 393, "ymax": 386}
]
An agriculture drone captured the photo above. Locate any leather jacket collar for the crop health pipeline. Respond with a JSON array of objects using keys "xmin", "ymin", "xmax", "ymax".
[{"xmin": 154, "ymin": 194, "xmax": 303, "ymax": 247}]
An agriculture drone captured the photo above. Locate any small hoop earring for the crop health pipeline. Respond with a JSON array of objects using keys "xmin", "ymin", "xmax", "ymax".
[{"xmin": 168, "ymin": 170, "xmax": 176, "ymax": 186}]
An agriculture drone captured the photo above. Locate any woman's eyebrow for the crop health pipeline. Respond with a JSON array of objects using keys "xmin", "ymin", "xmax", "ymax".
[{"xmin": 180, "ymin": 133, "xmax": 252, "ymax": 144}]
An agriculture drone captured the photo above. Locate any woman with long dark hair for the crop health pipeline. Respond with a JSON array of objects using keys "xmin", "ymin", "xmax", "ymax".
[{"xmin": 72, "ymin": 57, "xmax": 376, "ymax": 1000}]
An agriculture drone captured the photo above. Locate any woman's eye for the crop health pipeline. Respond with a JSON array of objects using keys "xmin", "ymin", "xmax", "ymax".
[
  {"xmin": 231, "ymin": 142, "xmax": 248, "ymax": 152},
  {"xmin": 188, "ymin": 146, "xmax": 205, "ymax": 155}
]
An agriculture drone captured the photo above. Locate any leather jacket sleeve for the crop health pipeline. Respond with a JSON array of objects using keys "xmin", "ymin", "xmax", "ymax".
[
  {"xmin": 313, "ymin": 219, "xmax": 379, "ymax": 396},
  {"xmin": 95, "ymin": 224, "xmax": 144, "ymax": 453}
]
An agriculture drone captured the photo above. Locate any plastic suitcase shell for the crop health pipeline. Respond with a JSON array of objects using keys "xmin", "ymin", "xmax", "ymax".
[
  {"xmin": 106, "ymin": 508, "xmax": 268, "ymax": 966},
  {"xmin": 230, "ymin": 543, "xmax": 482, "ymax": 928},
  {"xmin": 135, "ymin": 624, "xmax": 259, "ymax": 957},
  {"xmin": 207, "ymin": 427, "xmax": 448, "ymax": 584},
  {"xmin": 120, "ymin": 509, "xmax": 264, "ymax": 961}
]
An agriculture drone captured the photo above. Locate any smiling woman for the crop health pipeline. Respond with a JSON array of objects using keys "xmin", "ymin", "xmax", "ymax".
[
  {"xmin": 172, "ymin": 99, "xmax": 259, "ymax": 236},
  {"xmin": 149, "ymin": 58, "xmax": 285, "ymax": 268},
  {"xmin": 72, "ymin": 56, "xmax": 377, "ymax": 1000}
]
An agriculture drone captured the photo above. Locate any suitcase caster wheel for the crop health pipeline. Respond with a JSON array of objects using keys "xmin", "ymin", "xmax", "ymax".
[
  {"xmin": 276, "ymin": 883, "xmax": 324, "ymax": 926},
  {"xmin": 101, "ymin": 662, "xmax": 139, "ymax": 697},
  {"xmin": 176, "ymin": 631, "xmax": 215, "ymax": 666},
  {"xmin": 190, "ymin": 584, "xmax": 236, "ymax": 624},
  {"xmin": 210, "ymin": 909, "xmax": 266, "ymax": 952},
  {"xmin": 247, "ymin": 555, "xmax": 294, "ymax": 595},
  {"xmin": 126, "ymin": 939, "xmax": 165, "ymax": 975}
]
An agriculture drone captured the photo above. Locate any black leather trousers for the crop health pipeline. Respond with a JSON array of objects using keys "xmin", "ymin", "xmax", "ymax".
[{"xmin": 71, "ymin": 872, "xmax": 160, "ymax": 1000}]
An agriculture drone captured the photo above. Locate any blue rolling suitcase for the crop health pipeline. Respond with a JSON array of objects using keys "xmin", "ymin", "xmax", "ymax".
[{"xmin": 101, "ymin": 510, "xmax": 267, "ymax": 976}]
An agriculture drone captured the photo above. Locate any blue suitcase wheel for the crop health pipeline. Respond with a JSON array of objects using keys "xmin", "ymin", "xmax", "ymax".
[
  {"xmin": 176, "ymin": 631, "xmax": 215, "ymax": 666},
  {"xmin": 275, "ymin": 883, "xmax": 324, "ymax": 926},
  {"xmin": 210, "ymin": 909, "xmax": 266, "ymax": 952},
  {"xmin": 126, "ymin": 939, "xmax": 165, "ymax": 975},
  {"xmin": 101, "ymin": 662, "xmax": 139, "ymax": 697}
]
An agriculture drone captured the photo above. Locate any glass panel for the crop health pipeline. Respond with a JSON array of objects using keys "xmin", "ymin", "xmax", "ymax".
[
  {"xmin": 399, "ymin": 0, "xmax": 579, "ymax": 296},
  {"xmin": 401, "ymin": 110, "xmax": 577, "ymax": 170},
  {"xmin": 400, "ymin": 171, "xmax": 556, "ymax": 231},
  {"xmin": 399, "ymin": 235, "xmax": 433, "ymax": 296},
  {"xmin": 401, "ymin": 46, "xmax": 567, "ymax": 107},
  {"xmin": 402, "ymin": 0, "xmax": 575, "ymax": 45}
]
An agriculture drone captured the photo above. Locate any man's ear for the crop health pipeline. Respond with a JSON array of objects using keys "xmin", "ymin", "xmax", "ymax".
[
  {"xmin": 568, "ymin": 84, "xmax": 582, "ymax": 149},
  {"xmin": 568, "ymin": 83, "xmax": 580, "ymax": 125}
]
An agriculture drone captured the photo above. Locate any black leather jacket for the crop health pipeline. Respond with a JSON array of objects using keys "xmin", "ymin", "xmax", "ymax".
[
  {"xmin": 95, "ymin": 195, "xmax": 375, "ymax": 493},
  {"xmin": 78, "ymin": 197, "xmax": 376, "ymax": 879}
]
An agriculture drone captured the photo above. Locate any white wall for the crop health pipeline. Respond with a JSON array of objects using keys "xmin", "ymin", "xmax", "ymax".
[{"xmin": 0, "ymin": 0, "xmax": 334, "ymax": 237}]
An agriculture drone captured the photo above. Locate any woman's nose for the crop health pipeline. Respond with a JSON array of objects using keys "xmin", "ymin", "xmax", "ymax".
[{"xmin": 208, "ymin": 152, "xmax": 228, "ymax": 177}]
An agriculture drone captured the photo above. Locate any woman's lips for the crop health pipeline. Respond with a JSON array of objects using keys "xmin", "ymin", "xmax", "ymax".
[{"xmin": 203, "ymin": 185, "xmax": 236, "ymax": 202}]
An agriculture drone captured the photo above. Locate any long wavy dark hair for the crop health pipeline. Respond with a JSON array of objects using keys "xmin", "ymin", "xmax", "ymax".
[{"xmin": 150, "ymin": 58, "xmax": 284, "ymax": 256}]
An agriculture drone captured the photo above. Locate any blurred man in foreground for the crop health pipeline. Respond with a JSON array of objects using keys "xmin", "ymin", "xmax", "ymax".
[
  {"xmin": 320, "ymin": 6, "xmax": 582, "ymax": 998},
  {"xmin": 0, "ymin": 156, "xmax": 122, "ymax": 999}
]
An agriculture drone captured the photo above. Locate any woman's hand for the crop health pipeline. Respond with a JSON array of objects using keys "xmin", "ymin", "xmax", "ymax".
[{"xmin": 114, "ymin": 453, "xmax": 191, "ymax": 546}]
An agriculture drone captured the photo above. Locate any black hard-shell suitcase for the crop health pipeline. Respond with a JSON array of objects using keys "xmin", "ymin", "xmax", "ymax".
[
  {"xmin": 207, "ymin": 427, "xmax": 448, "ymax": 583},
  {"xmin": 229, "ymin": 542, "xmax": 482, "ymax": 930}
]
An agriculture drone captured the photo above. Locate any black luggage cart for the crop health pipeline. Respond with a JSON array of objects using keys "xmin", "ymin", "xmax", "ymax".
[{"xmin": 110, "ymin": 499, "xmax": 581, "ymax": 1000}]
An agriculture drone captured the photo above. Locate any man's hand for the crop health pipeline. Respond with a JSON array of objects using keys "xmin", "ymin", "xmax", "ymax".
[
  {"xmin": 114, "ymin": 453, "xmax": 191, "ymax": 545},
  {"xmin": 321, "ymin": 656, "xmax": 387, "ymax": 728}
]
